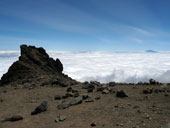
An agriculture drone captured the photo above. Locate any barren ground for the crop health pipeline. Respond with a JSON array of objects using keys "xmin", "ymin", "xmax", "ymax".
[{"xmin": 0, "ymin": 85, "xmax": 170, "ymax": 128}]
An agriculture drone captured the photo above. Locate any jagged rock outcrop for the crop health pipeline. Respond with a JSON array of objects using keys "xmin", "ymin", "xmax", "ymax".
[{"xmin": 0, "ymin": 45, "xmax": 74, "ymax": 86}]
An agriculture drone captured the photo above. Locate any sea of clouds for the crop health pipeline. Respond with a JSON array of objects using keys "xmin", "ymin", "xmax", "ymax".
[{"xmin": 1, "ymin": 51, "xmax": 170, "ymax": 83}]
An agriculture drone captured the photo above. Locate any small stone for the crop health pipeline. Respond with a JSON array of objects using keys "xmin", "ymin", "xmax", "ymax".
[
  {"xmin": 55, "ymin": 115, "xmax": 66, "ymax": 122},
  {"xmin": 72, "ymin": 89, "xmax": 78, "ymax": 93},
  {"xmin": 143, "ymin": 88, "xmax": 152, "ymax": 94},
  {"xmin": 114, "ymin": 105, "xmax": 119, "ymax": 108},
  {"xmin": 73, "ymin": 92, "xmax": 79, "ymax": 97},
  {"xmin": 165, "ymin": 94, "xmax": 169, "ymax": 97},
  {"xmin": 3, "ymin": 90, "xmax": 7, "ymax": 93},
  {"xmin": 95, "ymin": 96, "xmax": 101, "ymax": 100},
  {"xmin": 85, "ymin": 98, "xmax": 94, "ymax": 103},
  {"xmin": 57, "ymin": 101, "xmax": 71, "ymax": 110},
  {"xmin": 108, "ymin": 82, "xmax": 116, "ymax": 86},
  {"xmin": 145, "ymin": 114, "xmax": 152, "ymax": 120},
  {"xmin": 82, "ymin": 84, "xmax": 95, "ymax": 90},
  {"xmin": 70, "ymin": 97, "xmax": 83, "ymax": 106},
  {"xmin": 167, "ymin": 89, "xmax": 170, "ymax": 92},
  {"xmin": 3, "ymin": 115, "xmax": 23, "ymax": 122},
  {"xmin": 137, "ymin": 110, "xmax": 142, "ymax": 113},
  {"xmin": 154, "ymin": 89, "xmax": 159, "ymax": 93},
  {"xmin": 59, "ymin": 115, "xmax": 66, "ymax": 121},
  {"xmin": 110, "ymin": 88, "xmax": 120, "ymax": 93},
  {"xmin": 62, "ymin": 95, "xmax": 69, "ymax": 99},
  {"xmin": 0, "ymin": 99, "xmax": 3, "ymax": 102},
  {"xmin": 133, "ymin": 106, "xmax": 139, "ymax": 108},
  {"xmin": 144, "ymin": 95, "xmax": 150, "ymax": 100},
  {"xmin": 31, "ymin": 101, "xmax": 47, "ymax": 115},
  {"xmin": 88, "ymin": 88, "xmax": 94, "ymax": 93},
  {"xmin": 102, "ymin": 89, "xmax": 109, "ymax": 94},
  {"xmin": 55, "ymin": 116, "xmax": 60, "ymax": 122},
  {"xmin": 91, "ymin": 122, "xmax": 96, "ymax": 127},
  {"xmin": 66, "ymin": 87, "xmax": 72, "ymax": 92},
  {"xmin": 82, "ymin": 94, "xmax": 89, "ymax": 100},
  {"xmin": 83, "ymin": 81, "xmax": 89, "ymax": 85},
  {"xmin": 116, "ymin": 123, "xmax": 124, "ymax": 126},
  {"xmin": 90, "ymin": 81, "xmax": 100, "ymax": 85},
  {"xmin": 96, "ymin": 86, "xmax": 104, "ymax": 92},
  {"xmin": 65, "ymin": 92, "xmax": 73, "ymax": 97},
  {"xmin": 116, "ymin": 90, "xmax": 128, "ymax": 98},
  {"xmin": 51, "ymin": 79, "xmax": 69, "ymax": 87},
  {"xmin": 54, "ymin": 95, "xmax": 61, "ymax": 100}
]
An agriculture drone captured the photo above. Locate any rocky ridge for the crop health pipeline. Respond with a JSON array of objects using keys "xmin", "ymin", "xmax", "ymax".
[{"xmin": 0, "ymin": 45, "xmax": 76, "ymax": 87}]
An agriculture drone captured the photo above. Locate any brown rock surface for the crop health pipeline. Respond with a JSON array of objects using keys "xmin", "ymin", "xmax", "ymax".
[
  {"xmin": 0, "ymin": 85, "xmax": 170, "ymax": 128},
  {"xmin": 0, "ymin": 45, "xmax": 74, "ymax": 86}
]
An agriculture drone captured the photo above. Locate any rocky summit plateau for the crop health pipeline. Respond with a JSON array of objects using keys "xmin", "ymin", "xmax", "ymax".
[{"xmin": 0, "ymin": 45, "xmax": 170, "ymax": 128}]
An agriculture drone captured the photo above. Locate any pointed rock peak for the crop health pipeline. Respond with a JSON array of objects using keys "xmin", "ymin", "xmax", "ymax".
[
  {"xmin": 0, "ymin": 45, "xmax": 67, "ymax": 86},
  {"xmin": 18, "ymin": 44, "xmax": 63, "ymax": 72}
]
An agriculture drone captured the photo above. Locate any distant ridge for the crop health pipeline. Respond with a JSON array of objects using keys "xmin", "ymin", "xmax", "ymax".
[{"xmin": 146, "ymin": 50, "xmax": 157, "ymax": 53}]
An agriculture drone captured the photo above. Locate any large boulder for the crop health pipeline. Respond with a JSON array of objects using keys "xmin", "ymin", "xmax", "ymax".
[{"xmin": 0, "ymin": 45, "xmax": 73, "ymax": 86}]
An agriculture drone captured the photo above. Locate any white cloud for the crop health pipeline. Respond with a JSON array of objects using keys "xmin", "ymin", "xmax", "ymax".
[
  {"xmin": 1, "ymin": 51, "xmax": 170, "ymax": 83},
  {"xmin": 128, "ymin": 26, "xmax": 153, "ymax": 36},
  {"xmin": 130, "ymin": 38, "xmax": 144, "ymax": 44},
  {"xmin": 0, "ymin": 51, "xmax": 19, "ymax": 79},
  {"xmin": 49, "ymin": 51, "xmax": 170, "ymax": 83}
]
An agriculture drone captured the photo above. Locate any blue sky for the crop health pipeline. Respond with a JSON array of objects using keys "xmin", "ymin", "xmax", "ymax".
[{"xmin": 0, "ymin": 0, "xmax": 170, "ymax": 51}]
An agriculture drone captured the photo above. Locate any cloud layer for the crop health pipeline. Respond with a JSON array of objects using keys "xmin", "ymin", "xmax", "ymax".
[{"xmin": 1, "ymin": 51, "xmax": 170, "ymax": 83}]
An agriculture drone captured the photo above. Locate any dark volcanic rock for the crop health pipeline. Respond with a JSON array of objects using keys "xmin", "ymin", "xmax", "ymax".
[
  {"xmin": 85, "ymin": 98, "xmax": 94, "ymax": 103},
  {"xmin": 149, "ymin": 79, "xmax": 159, "ymax": 85},
  {"xmin": 2, "ymin": 115, "xmax": 23, "ymax": 122},
  {"xmin": 95, "ymin": 96, "xmax": 101, "ymax": 100},
  {"xmin": 96, "ymin": 86, "xmax": 104, "ymax": 92},
  {"xmin": 107, "ymin": 82, "xmax": 116, "ymax": 86},
  {"xmin": 62, "ymin": 93, "xmax": 73, "ymax": 99},
  {"xmin": 65, "ymin": 92, "xmax": 74, "ymax": 97},
  {"xmin": 19, "ymin": 45, "xmax": 63, "ymax": 72},
  {"xmin": 54, "ymin": 95, "xmax": 62, "ymax": 100},
  {"xmin": 57, "ymin": 101, "xmax": 71, "ymax": 110},
  {"xmin": 55, "ymin": 115, "xmax": 66, "ymax": 122},
  {"xmin": 116, "ymin": 90, "xmax": 128, "ymax": 98},
  {"xmin": 82, "ymin": 94, "xmax": 89, "ymax": 100},
  {"xmin": 66, "ymin": 87, "xmax": 72, "ymax": 92},
  {"xmin": 0, "ymin": 45, "xmax": 74, "ymax": 86},
  {"xmin": 73, "ymin": 92, "xmax": 80, "ymax": 97},
  {"xmin": 82, "ymin": 84, "xmax": 95, "ymax": 90},
  {"xmin": 51, "ymin": 79, "xmax": 70, "ymax": 87},
  {"xmin": 143, "ymin": 88, "xmax": 153, "ymax": 94},
  {"xmin": 90, "ymin": 81, "xmax": 101, "ymax": 86},
  {"xmin": 88, "ymin": 88, "xmax": 94, "ymax": 93},
  {"xmin": 70, "ymin": 96, "xmax": 83, "ymax": 106},
  {"xmin": 62, "ymin": 95, "xmax": 69, "ymax": 99},
  {"xmin": 90, "ymin": 122, "xmax": 96, "ymax": 127},
  {"xmin": 31, "ymin": 101, "xmax": 48, "ymax": 115}
]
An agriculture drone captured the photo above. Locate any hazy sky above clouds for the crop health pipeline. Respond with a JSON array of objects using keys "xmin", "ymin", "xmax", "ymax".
[{"xmin": 0, "ymin": 0, "xmax": 170, "ymax": 51}]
